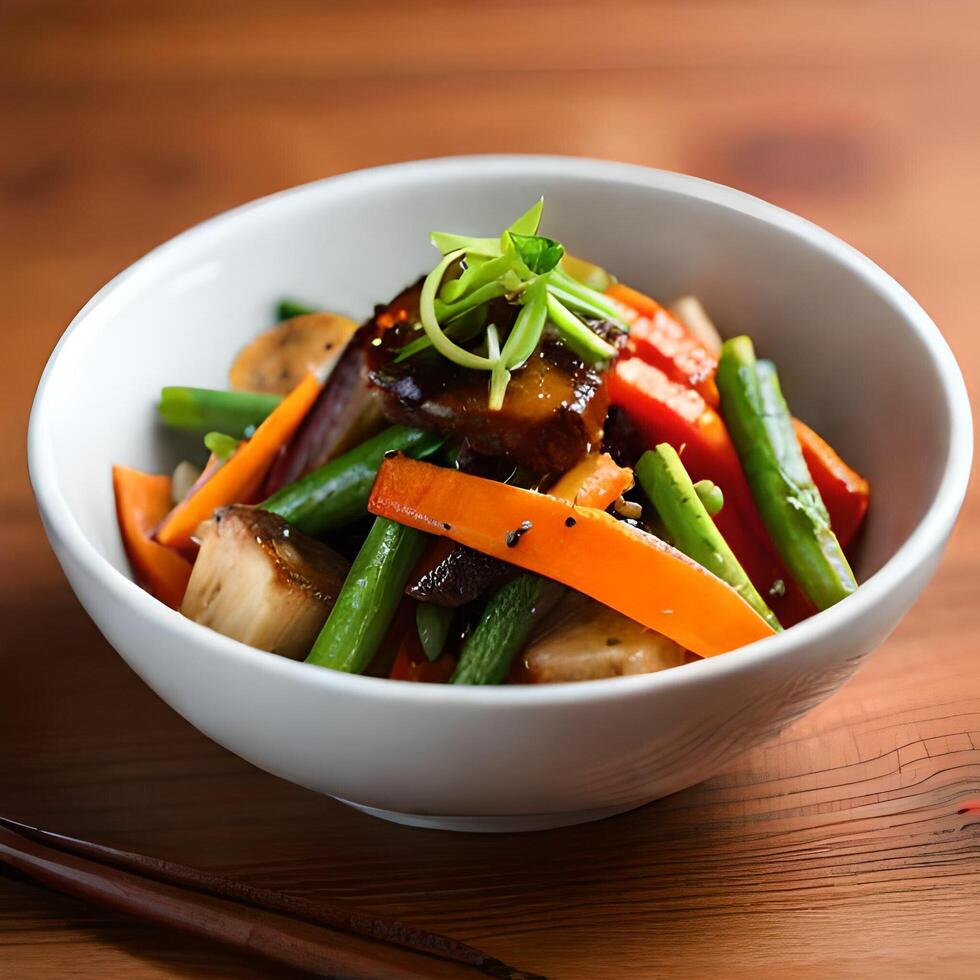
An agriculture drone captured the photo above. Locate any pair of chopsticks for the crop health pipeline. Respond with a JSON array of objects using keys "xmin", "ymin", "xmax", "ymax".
[{"xmin": 0, "ymin": 816, "xmax": 539, "ymax": 979}]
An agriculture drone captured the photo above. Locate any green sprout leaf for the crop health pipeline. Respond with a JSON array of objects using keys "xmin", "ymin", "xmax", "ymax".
[
  {"xmin": 506, "ymin": 197, "xmax": 544, "ymax": 237},
  {"xmin": 507, "ymin": 232, "xmax": 565, "ymax": 276}
]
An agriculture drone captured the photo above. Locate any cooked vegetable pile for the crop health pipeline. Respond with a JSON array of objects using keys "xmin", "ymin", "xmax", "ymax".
[{"xmin": 113, "ymin": 200, "xmax": 870, "ymax": 685}]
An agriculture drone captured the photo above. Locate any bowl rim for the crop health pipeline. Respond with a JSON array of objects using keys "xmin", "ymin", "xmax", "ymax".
[{"xmin": 28, "ymin": 154, "xmax": 974, "ymax": 708}]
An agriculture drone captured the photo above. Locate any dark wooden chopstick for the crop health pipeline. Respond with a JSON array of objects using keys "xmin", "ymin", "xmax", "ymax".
[{"xmin": 0, "ymin": 817, "xmax": 540, "ymax": 979}]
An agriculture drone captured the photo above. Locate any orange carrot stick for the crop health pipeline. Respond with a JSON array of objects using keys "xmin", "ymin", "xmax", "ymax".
[
  {"xmin": 607, "ymin": 283, "xmax": 720, "ymax": 405},
  {"xmin": 793, "ymin": 419, "xmax": 870, "ymax": 549},
  {"xmin": 156, "ymin": 372, "xmax": 322, "ymax": 552},
  {"xmin": 548, "ymin": 452, "xmax": 633, "ymax": 510},
  {"xmin": 369, "ymin": 456, "xmax": 775, "ymax": 657},
  {"xmin": 112, "ymin": 466, "xmax": 192, "ymax": 609}
]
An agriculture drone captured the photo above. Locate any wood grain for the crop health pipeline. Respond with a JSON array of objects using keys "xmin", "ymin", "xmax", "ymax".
[{"xmin": 1, "ymin": 1, "xmax": 978, "ymax": 977}]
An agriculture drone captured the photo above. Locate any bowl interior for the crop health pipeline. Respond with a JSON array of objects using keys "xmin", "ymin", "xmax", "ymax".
[{"xmin": 35, "ymin": 159, "xmax": 955, "ymax": 592}]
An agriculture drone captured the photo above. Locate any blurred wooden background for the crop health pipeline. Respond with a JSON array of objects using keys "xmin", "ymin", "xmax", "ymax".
[{"xmin": 1, "ymin": 1, "xmax": 978, "ymax": 977}]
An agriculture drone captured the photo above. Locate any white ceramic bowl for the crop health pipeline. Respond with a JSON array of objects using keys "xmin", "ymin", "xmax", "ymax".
[{"xmin": 29, "ymin": 157, "xmax": 972, "ymax": 832}]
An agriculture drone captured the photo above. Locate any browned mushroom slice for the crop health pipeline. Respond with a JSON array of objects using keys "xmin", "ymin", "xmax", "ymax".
[
  {"xmin": 229, "ymin": 312, "xmax": 358, "ymax": 395},
  {"xmin": 513, "ymin": 593, "xmax": 689, "ymax": 683},
  {"xmin": 181, "ymin": 505, "xmax": 349, "ymax": 659}
]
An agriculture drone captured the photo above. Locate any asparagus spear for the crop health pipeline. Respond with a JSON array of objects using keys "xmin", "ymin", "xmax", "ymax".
[
  {"xmin": 716, "ymin": 336, "xmax": 857, "ymax": 610},
  {"xmin": 158, "ymin": 387, "xmax": 282, "ymax": 437},
  {"xmin": 262, "ymin": 426, "xmax": 444, "ymax": 536},
  {"xmin": 306, "ymin": 517, "xmax": 427, "ymax": 673},
  {"xmin": 636, "ymin": 444, "xmax": 781, "ymax": 631}
]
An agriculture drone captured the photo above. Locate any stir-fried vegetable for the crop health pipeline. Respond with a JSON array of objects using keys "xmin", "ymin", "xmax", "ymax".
[
  {"xmin": 452, "ymin": 575, "xmax": 560, "ymax": 685},
  {"xmin": 369, "ymin": 456, "xmax": 775, "ymax": 657},
  {"xmin": 449, "ymin": 451, "xmax": 634, "ymax": 685},
  {"xmin": 717, "ymin": 337, "xmax": 857, "ymax": 610},
  {"xmin": 112, "ymin": 466, "xmax": 193, "ymax": 609},
  {"xmin": 609, "ymin": 356, "xmax": 815, "ymax": 626},
  {"xmin": 181, "ymin": 506, "xmax": 350, "ymax": 658},
  {"xmin": 306, "ymin": 518, "xmax": 427, "ymax": 673},
  {"xmin": 415, "ymin": 602, "xmax": 454, "ymax": 662},
  {"xmin": 516, "ymin": 594, "xmax": 688, "ymax": 683},
  {"xmin": 262, "ymin": 426, "xmax": 444, "ymax": 535},
  {"xmin": 262, "ymin": 321, "xmax": 386, "ymax": 495},
  {"xmin": 156, "ymin": 371, "xmax": 322, "ymax": 552},
  {"xmin": 793, "ymin": 419, "xmax": 869, "ymax": 548},
  {"xmin": 636, "ymin": 444, "xmax": 781, "ymax": 631},
  {"xmin": 158, "ymin": 387, "xmax": 282, "ymax": 437},
  {"xmin": 229, "ymin": 312, "xmax": 357, "ymax": 395},
  {"xmin": 117, "ymin": 200, "xmax": 872, "ymax": 686},
  {"xmin": 548, "ymin": 452, "xmax": 634, "ymax": 509},
  {"xmin": 607, "ymin": 283, "xmax": 720, "ymax": 405},
  {"xmin": 669, "ymin": 295, "xmax": 723, "ymax": 356},
  {"xmin": 203, "ymin": 431, "xmax": 240, "ymax": 461}
]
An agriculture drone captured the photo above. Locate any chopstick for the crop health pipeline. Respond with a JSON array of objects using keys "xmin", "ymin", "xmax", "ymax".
[{"xmin": 0, "ymin": 817, "xmax": 540, "ymax": 979}]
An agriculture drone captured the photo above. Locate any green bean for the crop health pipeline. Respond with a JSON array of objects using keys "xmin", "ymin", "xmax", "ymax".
[
  {"xmin": 451, "ymin": 575, "xmax": 558, "ymax": 685},
  {"xmin": 262, "ymin": 426, "xmax": 444, "ymax": 536},
  {"xmin": 157, "ymin": 387, "xmax": 281, "ymax": 437},
  {"xmin": 716, "ymin": 337, "xmax": 856, "ymax": 610},
  {"xmin": 306, "ymin": 517, "xmax": 427, "ymax": 673},
  {"xmin": 636, "ymin": 445, "xmax": 781, "ymax": 631},
  {"xmin": 415, "ymin": 603, "xmax": 454, "ymax": 662}
]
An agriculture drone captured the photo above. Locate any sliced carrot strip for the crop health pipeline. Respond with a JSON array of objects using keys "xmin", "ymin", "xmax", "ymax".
[
  {"xmin": 112, "ymin": 465, "xmax": 192, "ymax": 609},
  {"xmin": 607, "ymin": 283, "xmax": 720, "ymax": 405},
  {"xmin": 156, "ymin": 372, "xmax": 322, "ymax": 552},
  {"xmin": 793, "ymin": 419, "xmax": 870, "ymax": 549},
  {"xmin": 548, "ymin": 452, "xmax": 633, "ymax": 510},
  {"xmin": 369, "ymin": 456, "xmax": 774, "ymax": 657}
]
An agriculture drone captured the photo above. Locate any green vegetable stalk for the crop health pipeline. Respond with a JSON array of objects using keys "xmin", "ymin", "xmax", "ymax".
[
  {"xmin": 451, "ymin": 575, "xmax": 562, "ymax": 685},
  {"xmin": 636, "ymin": 445, "xmax": 781, "ymax": 631},
  {"xmin": 307, "ymin": 518, "xmax": 427, "ymax": 674},
  {"xmin": 261, "ymin": 426, "xmax": 444, "ymax": 536},
  {"xmin": 716, "ymin": 336, "xmax": 857, "ymax": 610},
  {"xmin": 157, "ymin": 387, "xmax": 282, "ymax": 437},
  {"xmin": 415, "ymin": 603, "xmax": 454, "ymax": 662}
]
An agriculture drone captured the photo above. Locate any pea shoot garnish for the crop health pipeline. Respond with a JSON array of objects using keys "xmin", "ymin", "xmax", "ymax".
[{"xmin": 404, "ymin": 199, "xmax": 628, "ymax": 409}]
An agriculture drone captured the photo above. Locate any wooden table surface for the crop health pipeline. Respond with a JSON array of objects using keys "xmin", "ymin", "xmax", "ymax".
[{"xmin": 2, "ymin": 1, "xmax": 978, "ymax": 976}]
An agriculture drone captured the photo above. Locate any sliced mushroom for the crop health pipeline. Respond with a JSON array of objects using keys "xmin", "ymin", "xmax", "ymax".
[
  {"xmin": 229, "ymin": 312, "xmax": 358, "ymax": 395},
  {"xmin": 181, "ymin": 505, "xmax": 350, "ymax": 659},
  {"xmin": 513, "ymin": 593, "xmax": 689, "ymax": 683}
]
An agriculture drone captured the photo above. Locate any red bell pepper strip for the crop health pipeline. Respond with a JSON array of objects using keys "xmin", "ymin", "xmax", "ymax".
[
  {"xmin": 609, "ymin": 358, "xmax": 815, "ymax": 626},
  {"xmin": 793, "ymin": 419, "xmax": 870, "ymax": 549},
  {"xmin": 607, "ymin": 283, "xmax": 720, "ymax": 406},
  {"xmin": 112, "ymin": 466, "xmax": 193, "ymax": 609},
  {"xmin": 389, "ymin": 641, "xmax": 456, "ymax": 682}
]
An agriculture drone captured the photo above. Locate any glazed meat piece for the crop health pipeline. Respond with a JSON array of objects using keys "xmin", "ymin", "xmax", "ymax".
[
  {"xmin": 366, "ymin": 283, "xmax": 619, "ymax": 474},
  {"xmin": 182, "ymin": 505, "xmax": 350, "ymax": 658}
]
